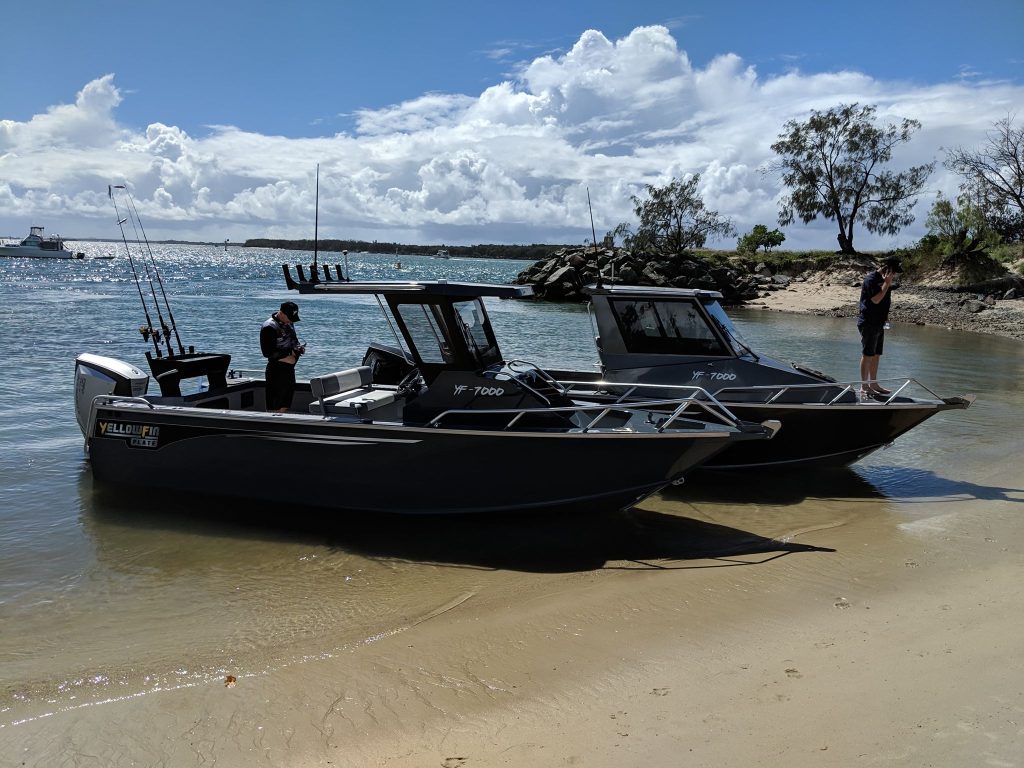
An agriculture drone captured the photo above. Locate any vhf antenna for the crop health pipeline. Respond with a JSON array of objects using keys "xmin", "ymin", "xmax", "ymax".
[
  {"xmin": 110, "ymin": 185, "xmax": 163, "ymax": 357},
  {"xmin": 313, "ymin": 163, "xmax": 320, "ymax": 274}
]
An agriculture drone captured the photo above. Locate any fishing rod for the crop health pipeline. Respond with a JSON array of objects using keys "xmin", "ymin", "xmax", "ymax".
[
  {"xmin": 122, "ymin": 187, "xmax": 186, "ymax": 356},
  {"xmin": 109, "ymin": 185, "xmax": 162, "ymax": 358},
  {"xmin": 111, "ymin": 185, "xmax": 175, "ymax": 357}
]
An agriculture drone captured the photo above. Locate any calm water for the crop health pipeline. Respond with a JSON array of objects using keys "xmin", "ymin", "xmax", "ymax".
[{"xmin": 1, "ymin": 243, "xmax": 1022, "ymax": 729}]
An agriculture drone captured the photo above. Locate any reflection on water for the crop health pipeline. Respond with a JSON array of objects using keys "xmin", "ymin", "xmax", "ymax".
[{"xmin": 2, "ymin": 246, "xmax": 1023, "ymax": 727}]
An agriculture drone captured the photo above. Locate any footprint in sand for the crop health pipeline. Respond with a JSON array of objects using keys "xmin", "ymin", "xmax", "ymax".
[
  {"xmin": 785, "ymin": 668, "xmax": 802, "ymax": 678},
  {"xmin": 651, "ymin": 688, "xmax": 670, "ymax": 696},
  {"xmin": 834, "ymin": 597, "xmax": 851, "ymax": 609},
  {"xmin": 442, "ymin": 758, "xmax": 467, "ymax": 767}
]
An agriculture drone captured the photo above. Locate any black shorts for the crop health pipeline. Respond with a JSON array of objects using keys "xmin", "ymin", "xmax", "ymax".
[
  {"xmin": 859, "ymin": 324, "xmax": 885, "ymax": 356},
  {"xmin": 265, "ymin": 359, "xmax": 297, "ymax": 410}
]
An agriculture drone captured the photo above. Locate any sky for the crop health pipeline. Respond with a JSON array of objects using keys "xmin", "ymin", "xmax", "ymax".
[{"xmin": 2, "ymin": 0, "xmax": 1022, "ymax": 249}]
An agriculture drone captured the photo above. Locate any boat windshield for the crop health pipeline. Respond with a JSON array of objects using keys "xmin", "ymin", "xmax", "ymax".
[
  {"xmin": 609, "ymin": 298, "xmax": 728, "ymax": 356},
  {"xmin": 704, "ymin": 301, "xmax": 757, "ymax": 359},
  {"xmin": 395, "ymin": 303, "xmax": 454, "ymax": 364}
]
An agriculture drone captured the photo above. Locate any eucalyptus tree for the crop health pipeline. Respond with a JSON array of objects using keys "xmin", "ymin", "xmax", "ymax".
[
  {"xmin": 613, "ymin": 175, "xmax": 734, "ymax": 254},
  {"xmin": 770, "ymin": 103, "xmax": 934, "ymax": 254}
]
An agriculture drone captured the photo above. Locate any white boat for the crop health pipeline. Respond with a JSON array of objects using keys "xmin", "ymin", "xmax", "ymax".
[
  {"xmin": 434, "ymin": 248, "xmax": 450, "ymax": 259},
  {"xmin": 0, "ymin": 227, "xmax": 84, "ymax": 259}
]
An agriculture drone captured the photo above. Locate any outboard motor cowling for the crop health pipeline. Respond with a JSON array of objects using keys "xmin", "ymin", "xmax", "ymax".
[{"xmin": 75, "ymin": 354, "xmax": 149, "ymax": 436}]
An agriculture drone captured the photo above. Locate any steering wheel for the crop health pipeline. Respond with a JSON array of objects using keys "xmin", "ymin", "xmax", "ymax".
[{"xmin": 396, "ymin": 367, "xmax": 425, "ymax": 398}]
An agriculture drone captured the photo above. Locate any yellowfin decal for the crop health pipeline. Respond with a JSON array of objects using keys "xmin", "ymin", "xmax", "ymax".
[{"xmin": 96, "ymin": 421, "xmax": 160, "ymax": 448}]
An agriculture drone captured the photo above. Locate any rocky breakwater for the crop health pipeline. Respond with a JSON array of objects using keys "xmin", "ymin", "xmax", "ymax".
[{"xmin": 514, "ymin": 247, "xmax": 768, "ymax": 304}]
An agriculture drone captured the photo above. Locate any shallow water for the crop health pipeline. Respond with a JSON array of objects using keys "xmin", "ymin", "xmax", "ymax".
[{"xmin": 1, "ymin": 243, "xmax": 1021, "ymax": 730}]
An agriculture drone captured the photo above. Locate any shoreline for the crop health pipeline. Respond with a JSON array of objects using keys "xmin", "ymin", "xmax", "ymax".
[{"xmin": 746, "ymin": 276, "xmax": 1024, "ymax": 341}]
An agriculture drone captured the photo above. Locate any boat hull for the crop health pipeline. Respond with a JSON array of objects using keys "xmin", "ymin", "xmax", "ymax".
[
  {"xmin": 0, "ymin": 245, "xmax": 81, "ymax": 259},
  {"xmin": 86, "ymin": 405, "xmax": 737, "ymax": 514},
  {"xmin": 702, "ymin": 399, "xmax": 966, "ymax": 470}
]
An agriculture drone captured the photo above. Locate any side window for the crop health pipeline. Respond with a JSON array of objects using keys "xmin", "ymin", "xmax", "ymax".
[
  {"xmin": 611, "ymin": 299, "xmax": 726, "ymax": 355},
  {"xmin": 453, "ymin": 299, "xmax": 500, "ymax": 366},
  {"xmin": 396, "ymin": 303, "xmax": 453, "ymax": 363}
]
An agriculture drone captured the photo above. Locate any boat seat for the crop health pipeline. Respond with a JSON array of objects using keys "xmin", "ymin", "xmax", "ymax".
[{"xmin": 308, "ymin": 366, "xmax": 398, "ymax": 416}]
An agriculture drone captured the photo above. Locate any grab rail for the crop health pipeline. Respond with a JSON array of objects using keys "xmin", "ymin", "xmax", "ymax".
[
  {"xmin": 711, "ymin": 377, "xmax": 943, "ymax": 404},
  {"xmin": 424, "ymin": 393, "xmax": 743, "ymax": 432},
  {"xmin": 563, "ymin": 377, "xmax": 944, "ymax": 407},
  {"xmin": 557, "ymin": 378, "xmax": 743, "ymax": 423}
]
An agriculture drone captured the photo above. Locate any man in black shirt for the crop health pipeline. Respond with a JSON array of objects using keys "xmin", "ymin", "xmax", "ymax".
[
  {"xmin": 260, "ymin": 301, "xmax": 305, "ymax": 412},
  {"xmin": 857, "ymin": 257, "xmax": 902, "ymax": 396}
]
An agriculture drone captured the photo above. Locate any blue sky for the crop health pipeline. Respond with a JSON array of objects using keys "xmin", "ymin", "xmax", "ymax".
[{"xmin": 2, "ymin": 0, "xmax": 1022, "ymax": 246}]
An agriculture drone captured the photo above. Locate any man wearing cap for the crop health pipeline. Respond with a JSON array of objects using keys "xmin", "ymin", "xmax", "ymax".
[
  {"xmin": 260, "ymin": 301, "xmax": 305, "ymax": 412},
  {"xmin": 857, "ymin": 256, "xmax": 903, "ymax": 397}
]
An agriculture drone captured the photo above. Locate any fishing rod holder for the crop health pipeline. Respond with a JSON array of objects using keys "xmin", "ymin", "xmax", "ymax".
[
  {"xmin": 283, "ymin": 262, "xmax": 350, "ymax": 292},
  {"xmin": 146, "ymin": 350, "xmax": 232, "ymax": 397}
]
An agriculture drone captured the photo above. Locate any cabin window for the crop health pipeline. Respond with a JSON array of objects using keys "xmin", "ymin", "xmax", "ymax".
[
  {"xmin": 453, "ymin": 299, "xmax": 500, "ymax": 367},
  {"xmin": 610, "ymin": 299, "xmax": 727, "ymax": 356},
  {"xmin": 395, "ymin": 303, "xmax": 454, "ymax": 364}
]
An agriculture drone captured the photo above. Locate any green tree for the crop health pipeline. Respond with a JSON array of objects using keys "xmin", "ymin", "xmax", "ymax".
[
  {"xmin": 923, "ymin": 193, "xmax": 998, "ymax": 256},
  {"xmin": 737, "ymin": 224, "xmax": 786, "ymax": 254},
  {"xmin": 770, "ymin": 103, "xmax": 934, "ymax": 254},
  {"xmin": 944, "ymin": 116, "xmax": 1024, "ymax": 242},
  {"xmin": 613, "ymin": 175, "xmax": 734, "ymax": 254}
]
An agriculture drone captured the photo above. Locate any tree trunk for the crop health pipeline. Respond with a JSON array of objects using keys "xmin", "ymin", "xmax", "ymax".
[{"xmin": 836, "ymin": 230, "xmax": 855, "ymax": 254}]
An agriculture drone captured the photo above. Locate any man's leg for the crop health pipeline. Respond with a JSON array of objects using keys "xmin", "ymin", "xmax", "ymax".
[{"xmin": 860, "ymin": 355, "xmax": 873, "ymax": 392}]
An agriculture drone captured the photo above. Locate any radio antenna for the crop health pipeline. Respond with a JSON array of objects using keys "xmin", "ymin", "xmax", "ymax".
[
  {"xmin": 587, "ymin": 186, "xmax": 598, "ymax": 255},
  {"xmin": 587, "ymin": 186, "xmax": 604, "ymax": 289},
  {"xmin": 313, "ymin": 163, "xmax": 320, "ymax": 272}
]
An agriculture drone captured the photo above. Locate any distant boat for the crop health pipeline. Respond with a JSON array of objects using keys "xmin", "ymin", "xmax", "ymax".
[
  {"xmin": 0, "ymin": 226, "xmax": 84, "ymax": 259},
  {"xmin": 434, "ymin": 248, "xmax": 450, "ymax": 259}
]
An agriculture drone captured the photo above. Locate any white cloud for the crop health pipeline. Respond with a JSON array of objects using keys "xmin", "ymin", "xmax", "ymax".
[{"xmin": 1, "ymin": 27, "xmax": 1022, "ymax": 250}]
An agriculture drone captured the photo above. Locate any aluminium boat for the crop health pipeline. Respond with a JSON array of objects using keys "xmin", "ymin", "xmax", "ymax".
[
  {"xmin": 0, "ymin": 226, "xmax": 84, "ymax": 259},
  {"xmin": 74, "ymin": 269, "xmax": 778, "ymax": 515},
  {"xmin": 562, "ymin": 284, "xmax": 974, "ymax": 470}
]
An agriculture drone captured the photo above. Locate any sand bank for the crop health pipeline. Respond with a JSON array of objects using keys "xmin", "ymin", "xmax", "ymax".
[{"xmin": 749, "ymin": 275, "xmax": 1024, "ymax": 341}]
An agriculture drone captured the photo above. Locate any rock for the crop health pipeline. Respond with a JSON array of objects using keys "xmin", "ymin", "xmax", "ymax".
[
  {"xmin": 964, "ymin": 299, "xmax": 987, "ymax": 313},
  {"xmin": 1004, "ymin": 288, "xmax": 1018, "ymax": 300},
  {"xmin": 772, "ymin": 275, "xmax": 792, "ymax": 287},
  {"xmin": 754, "ymin": 262, "xmax": 772, "ymax": 277}
]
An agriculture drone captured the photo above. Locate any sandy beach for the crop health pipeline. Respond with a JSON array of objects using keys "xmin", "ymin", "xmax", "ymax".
[{"xmin": 750, "ymin": 273, "xmax": 1024, "ymax": 342}]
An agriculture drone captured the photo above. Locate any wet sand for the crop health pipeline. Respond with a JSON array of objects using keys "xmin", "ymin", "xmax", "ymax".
[{"xmin": 8, "ymin": 460, "xmax": 1023, "ymax": 767}]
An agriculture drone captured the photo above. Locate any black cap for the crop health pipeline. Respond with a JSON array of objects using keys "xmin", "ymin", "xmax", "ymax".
[
  {"xmin": 280, "ymin": 301, "xmax": 300, "ymax": 322},
  {"xmin": 882, "ymin": 256, "xmax": 904, "ymax": 274}
]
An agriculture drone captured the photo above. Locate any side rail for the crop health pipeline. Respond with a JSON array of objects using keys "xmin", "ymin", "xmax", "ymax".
[
  {"xmin": 84, "ymin": 394, "xmax": 156, "ymax": 440},
  {"xmin": 711, "ymin": 377, "xmax": 942, "ymax": 406},
  {"xmin": 557, "ymin": 378, "xmax": 742, "ymax": 424},
  {"xmin": 425, "ymin": 394, "xmax": 743, "ymax": 433}
]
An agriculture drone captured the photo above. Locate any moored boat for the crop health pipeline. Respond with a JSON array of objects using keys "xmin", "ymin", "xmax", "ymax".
[{"xmin": 0, "ymin": 226, "xmax": 84, "ymax": 259}]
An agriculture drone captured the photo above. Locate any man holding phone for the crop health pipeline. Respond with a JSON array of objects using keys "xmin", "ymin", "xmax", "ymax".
[
  {"xmin": 260, "ymin": 301, "xmax": 305, "ymax": 412},
  {"xmin": 857, "ymin": 256, "xmax": 903, "ymax": 397}
]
